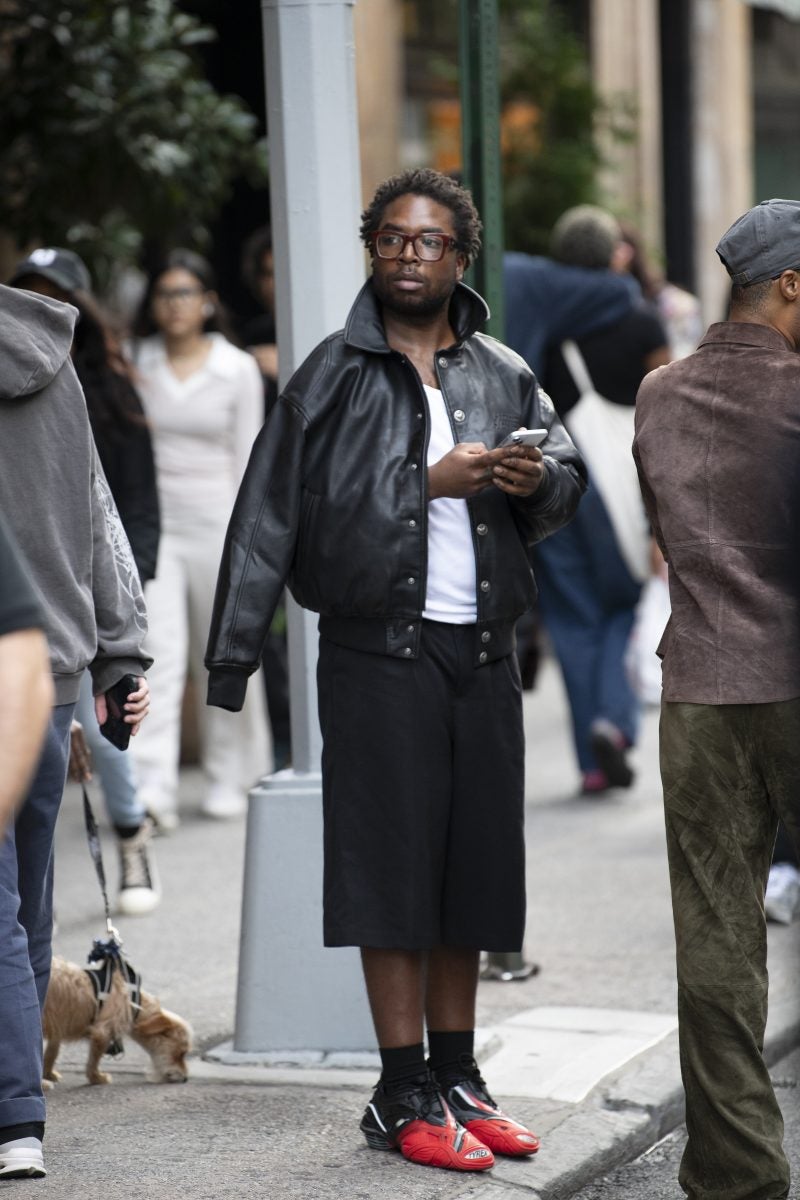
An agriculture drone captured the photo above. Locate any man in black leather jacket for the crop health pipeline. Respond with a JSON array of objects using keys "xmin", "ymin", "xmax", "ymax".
[{"xmin": 206, "ymin": 169, "xmax": 586, "ymax": 1174}]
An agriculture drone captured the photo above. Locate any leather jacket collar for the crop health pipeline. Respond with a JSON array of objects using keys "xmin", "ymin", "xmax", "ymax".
[{"xmin": 343, "ymin": 278, "xmax": 491, "ymax": 355}]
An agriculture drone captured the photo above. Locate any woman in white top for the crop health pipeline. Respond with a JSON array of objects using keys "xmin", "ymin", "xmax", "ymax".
[{"xmin": 130, "ymin": 250, "xmax": 268, "ymax": 827}]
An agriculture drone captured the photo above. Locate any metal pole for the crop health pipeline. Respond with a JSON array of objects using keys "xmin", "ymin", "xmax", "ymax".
[
  {"xmin": 458, "ymin": 0, "xmax": 505, "ymax": 340},
  {"xmin": 459, "ymin": 0, "xmax": 536, "ymax": 984},
  {"xmin": 229, "ymin": 0, "xmax": 374, "ymax": 1053}
]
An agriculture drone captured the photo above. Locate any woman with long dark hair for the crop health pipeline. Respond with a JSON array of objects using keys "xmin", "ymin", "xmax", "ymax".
[{"xmin": 128, "ymin": 250, "xmax": 267, "ymax": 829}]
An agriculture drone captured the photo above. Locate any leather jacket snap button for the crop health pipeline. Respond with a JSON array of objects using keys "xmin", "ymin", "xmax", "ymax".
[
  {"xmin": 479, "ymin": 651, "xmax": 488, "ymax": 664},
  {"xmin": 476, "ymin": 522, "xmax": 488, "ymax": 535},
  {"xmin": 480, "ymin": 579, "xmax": 490, "ymax": 592},
  {"xmin": 453, "ymin": 409, "xmax": 465, "ymax": 422},
  {"xmin": 481, "ymin": 631, "xmax": 491, "ymax": 643}
]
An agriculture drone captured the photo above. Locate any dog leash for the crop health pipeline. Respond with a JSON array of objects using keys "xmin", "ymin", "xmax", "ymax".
[
  {"xmin": 81, "ymin": 785, "xmax": 143, "ymax": 1034},
  {"xmin": 81, "ymin": 783, "xmax": 121, "ymax": 943}
]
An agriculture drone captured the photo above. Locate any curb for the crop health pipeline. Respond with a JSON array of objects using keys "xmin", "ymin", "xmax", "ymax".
[{"xmin": 458, "ymin": 1002, "xmax": 800, "ymax": 1200}]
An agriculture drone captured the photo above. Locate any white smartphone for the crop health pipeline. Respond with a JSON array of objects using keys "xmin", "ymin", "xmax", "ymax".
[{"xmin": 499, "ymin": 427, "xmax": 548, "ymax": 448}]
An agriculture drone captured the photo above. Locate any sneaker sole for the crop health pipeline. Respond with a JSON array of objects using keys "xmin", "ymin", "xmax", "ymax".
[
  {"xmin": 0, "ymin": 1150, "xmax": 46, "ymax": 1179},
  {"xmin": 0, "ymin": 1165, "xmax": 47, "ymax": 1179},
  {"xmin": 464, "ymin": 1116, "xmax": 540, "ymax": 1156},
  {"xmin": 360, "ymin": 1113, "xmax": 493, "ymax": 1171},
  {"xmin": 117, "ymin": 888, "xmax": 161, "ymax": 916}
]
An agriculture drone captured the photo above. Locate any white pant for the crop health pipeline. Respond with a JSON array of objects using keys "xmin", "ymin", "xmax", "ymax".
[{"xmin": 130, "ymin": 524, "xmax": 269, "ymax": 815}]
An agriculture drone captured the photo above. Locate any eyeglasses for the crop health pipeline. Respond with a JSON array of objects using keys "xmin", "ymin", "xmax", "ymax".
[
  {"xmin": 370, "ymin": 230, "xmax": 458, "ymax": 262},
  {"xmin": 152, "ymin": 286, "xmax": 205, "ymax": 304}
]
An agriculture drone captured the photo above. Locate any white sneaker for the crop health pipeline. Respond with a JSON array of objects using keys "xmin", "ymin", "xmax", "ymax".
[
  {"xmin": 117, "ymin": 819, "xmax": 160, "ymax": 916},
  {"xmin": 201, "ymin": 786, "xmax": 247, "ymax": 820},
  {"xmin": 0, "ymin": 1138, "xmax": 46, "ymax": 1178},
  {"xmin": 143, "ymin": 803, "xmax": 180, "ymax": 835},
  {"xmin": 765, "ymin": 863, "xmax": 800, "ymax": 925}
]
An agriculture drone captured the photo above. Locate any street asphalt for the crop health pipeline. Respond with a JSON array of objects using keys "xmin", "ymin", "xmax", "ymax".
[{"xmin": 12, "ymin": 654, "xmax": 798, "ymax": 1199}]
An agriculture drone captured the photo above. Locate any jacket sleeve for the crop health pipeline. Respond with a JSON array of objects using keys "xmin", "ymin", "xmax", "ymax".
[
  {"xmin": 510, "ymin": 380, "xmax": 588, "ymax": 545},
  {"xmin": 205, "ymin": 396, "xmax": 306, "ymax": 712},
  {"xmin": 87, "ymin": 445, "xmax": 153, "ymax": 694},
  {"xmin": 234, "ymin": 351, "xmax": 266, "ymax": 483},
  {"xmin": 108, "ymin": 420, "xmax": 161, "ymax": 586},
  {"xmin": 632, "ymin": 435, "xmax": 667, "ymax": 562},
  {"xmin": 503, "ymin": 253, "xmax": 639, "ymax": 376}
]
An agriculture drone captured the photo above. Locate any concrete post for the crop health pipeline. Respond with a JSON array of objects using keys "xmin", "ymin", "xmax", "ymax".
[
  {"xmin": 231, "ymin": 0, "xmax": 374, "ymax": 1053},
  {"xmin": 691, "ymin": 0, "xmax": 754, "ymax": 327},
  {"xmin": 590, "ymin": 0, "xmax": 663, "ymax": 256}
]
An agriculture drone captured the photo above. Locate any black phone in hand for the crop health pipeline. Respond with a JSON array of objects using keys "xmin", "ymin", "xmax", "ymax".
[{"xmin": 99, "ymin": 674, "xmax": 139, "ymax": 751}]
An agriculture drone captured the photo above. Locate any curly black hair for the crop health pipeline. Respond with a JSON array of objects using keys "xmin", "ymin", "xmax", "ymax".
[{"xmin": 359, "ymin": 168, "xmax": 482, "ymax": 266}]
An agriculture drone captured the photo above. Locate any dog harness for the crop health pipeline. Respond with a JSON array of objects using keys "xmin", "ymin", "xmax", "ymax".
[{"xmin": 84, "ymin": 937, "xmax": 143, "ymax": 1057}]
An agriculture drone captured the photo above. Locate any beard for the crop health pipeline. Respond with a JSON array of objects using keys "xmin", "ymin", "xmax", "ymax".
[{"xmin": 372, "ymin": 270, "xmax": 455, "ymax": 321}]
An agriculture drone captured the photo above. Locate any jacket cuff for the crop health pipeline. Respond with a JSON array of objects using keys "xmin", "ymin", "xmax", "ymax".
[
  {"xmin": 90, "ymin": 657, "xmax": 152, "ymax": 695},
  {"xmin": 515, "ymin": 457, "xmax": 555, "ymax": 510},
  {"xmin": 207, "ymin": 666, "xmax": 250, "ymax": 712}
]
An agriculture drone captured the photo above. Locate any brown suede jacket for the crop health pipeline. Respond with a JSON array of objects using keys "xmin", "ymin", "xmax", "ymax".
[{"xmin": 634, "ymin": 321, "xmax": 800, "ymax": 704}]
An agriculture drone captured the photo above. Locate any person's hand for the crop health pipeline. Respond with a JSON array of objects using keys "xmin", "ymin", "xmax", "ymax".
[
  {"xmin": 94, "ymin": 676, "xmax": 150, "ymax": 736},
  {"xmin": 68, "ymin": 720, "xmax": 92, "ymax": 782},
  {"xmin": 491, "ymin": 445, "xmax": 545, "ymax": 498},
  {"xmin": 250, "ymin": 343, "xmax": 278, "ymax": 380},
  {"xmin": 429, "ymin": 442, "xmax": 527, "ymax": 500}
]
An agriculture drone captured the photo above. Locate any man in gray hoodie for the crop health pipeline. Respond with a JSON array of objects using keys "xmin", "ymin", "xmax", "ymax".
[{"xmin": 0, "ymin": 283, "xmax": 152, "ymax": 1180}]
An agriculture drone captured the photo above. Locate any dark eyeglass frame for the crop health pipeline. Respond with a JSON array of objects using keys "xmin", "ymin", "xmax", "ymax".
[
  {"xmin": 370, "ymin": 230, "xmax": 459, "ymax": 262},
  {"xmin": 152, "ymin": 285, "xmax": 206, "ymax": 303}
]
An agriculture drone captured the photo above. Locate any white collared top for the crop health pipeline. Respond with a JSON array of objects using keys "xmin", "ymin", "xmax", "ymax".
[{"xmin": 133, "ymin": 333, "xmax": 263, "ymax": 530}]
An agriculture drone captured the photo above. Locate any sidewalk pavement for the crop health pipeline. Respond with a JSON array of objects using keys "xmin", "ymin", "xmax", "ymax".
[{"xmin": 29, "ymin": 657, "xmax": 800, "ymax": 1200}]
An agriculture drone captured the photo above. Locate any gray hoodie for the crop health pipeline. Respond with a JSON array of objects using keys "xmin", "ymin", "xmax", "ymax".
[{"xmin": 0, "ymin": 284, "xmax": 151, "ymax": 703}]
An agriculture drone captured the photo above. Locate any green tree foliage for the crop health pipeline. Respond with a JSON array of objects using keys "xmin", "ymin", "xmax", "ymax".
[
  {"xmin": 0, "ymin": 0, "xmax": 265, "ymax": 283},
  {"xmin": 499, "ymin": 0, "xmax": 626, "ymax": 255}
]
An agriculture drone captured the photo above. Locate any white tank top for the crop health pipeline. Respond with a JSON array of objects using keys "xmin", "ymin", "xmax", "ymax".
[{"xmin": 422, "ymin": 384, "xmax": 477, "ymax": 623}]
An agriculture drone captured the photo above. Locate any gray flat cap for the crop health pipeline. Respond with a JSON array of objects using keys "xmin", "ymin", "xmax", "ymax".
[{"xmin": 716, "ymin": 198, "xmax": 800, "ymax": 286}]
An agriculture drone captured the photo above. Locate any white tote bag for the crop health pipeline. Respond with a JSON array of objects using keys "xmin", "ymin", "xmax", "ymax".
[{"xmin": 561, "ymin": 339, "xmax": 650, "ymax": 583}]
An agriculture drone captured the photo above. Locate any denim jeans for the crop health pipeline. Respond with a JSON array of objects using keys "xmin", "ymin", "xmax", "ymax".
[
  {"xmin": 75, "ymin": 670, "xmax": 143, "ymax": 830},
  {"xmin": 533, "ymin": 482, "xmax": 642, "ymax": 773},
  {"xmin": 661, "ymin": 699, "xmax": 800, "ymax": 1200},
  {"xmin": 0, "ymin": 703, "xmax": 73, "ymax": 1129}
]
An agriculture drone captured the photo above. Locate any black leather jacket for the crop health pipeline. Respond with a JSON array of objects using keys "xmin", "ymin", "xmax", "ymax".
[{"xmin": 206, "ymin": 280, "xmax": 586, "ymax": 711}]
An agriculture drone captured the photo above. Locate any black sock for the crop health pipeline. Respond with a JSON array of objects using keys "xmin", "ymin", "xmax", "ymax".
[
  {"xmin": 114, "ymin": 823, "xmax": 142, "ymax": 840},
  {"xmin": 0, "ymin": 1121, "xmax": 45, "ymax": 1144},
  {"xmin": 428, "ymin": 1029, "xmax": 475, "ymax": 1086},
  {"xmin": 379, "ymin": 1042, "xmax": 427, "ymax": 1091}
]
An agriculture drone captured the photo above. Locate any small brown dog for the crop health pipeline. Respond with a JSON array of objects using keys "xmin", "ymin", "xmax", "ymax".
[{"xmin": 43, "ymin": 955, "xmax": 192, "ymax": 1086}]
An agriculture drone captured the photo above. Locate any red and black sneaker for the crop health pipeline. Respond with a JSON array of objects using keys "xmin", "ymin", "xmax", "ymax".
[
  {"xmin": 359, "ymin": 1070, "xmax": 494, "ymax": 1171},
  {"xmin": 437, "ymin": 1055, "xmax": 541, "ymax": 1157}
]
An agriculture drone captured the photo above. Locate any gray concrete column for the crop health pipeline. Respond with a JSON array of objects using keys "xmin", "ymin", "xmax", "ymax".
[
  {"xmin": 590, "ymin": 0, "xmax": 664, "ymax": 255},
  {"xmin": 691, "ymin": 0, "xmax": 754, "ymax": 326},
  {"xmin": 231, "ymin": 0, "xmax": 374, "ymax": 1054},
  {"xmin": 354, "ymin": 0, "xmax": 403, "ymax": 206}
]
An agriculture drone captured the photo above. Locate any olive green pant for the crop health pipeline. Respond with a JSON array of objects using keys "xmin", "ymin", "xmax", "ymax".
[{"xmin": 661, "ymin": 700, "xmax": 800, "ymax": 1200}]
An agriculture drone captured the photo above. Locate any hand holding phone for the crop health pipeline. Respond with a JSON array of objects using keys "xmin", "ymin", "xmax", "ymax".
[
  {"xmin": 498, "ymin": 427, "xmax": 548, "ymax": 448},
  {"xmin": 99, "ymin": 674, "xmax": 139, "ymax": 751}
]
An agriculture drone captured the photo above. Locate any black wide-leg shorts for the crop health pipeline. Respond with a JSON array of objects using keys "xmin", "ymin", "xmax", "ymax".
[{"xmin": 317, "ymin": 620, "xmax": 526, "ymax": 951}]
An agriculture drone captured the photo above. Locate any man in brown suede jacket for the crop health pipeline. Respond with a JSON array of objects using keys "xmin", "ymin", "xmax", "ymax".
[{"xmin": 633, "ymin": 198, "xmax": 800, "ymax": 1200}]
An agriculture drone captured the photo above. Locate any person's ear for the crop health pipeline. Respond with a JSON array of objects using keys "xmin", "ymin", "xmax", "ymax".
[
  {"xmin": 456, "ymin": 254, "xmax": 466, "ymax": 282},
  {"xmin": 778, "ymin": 270, "xmax": 800, "ymax": 301}
]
